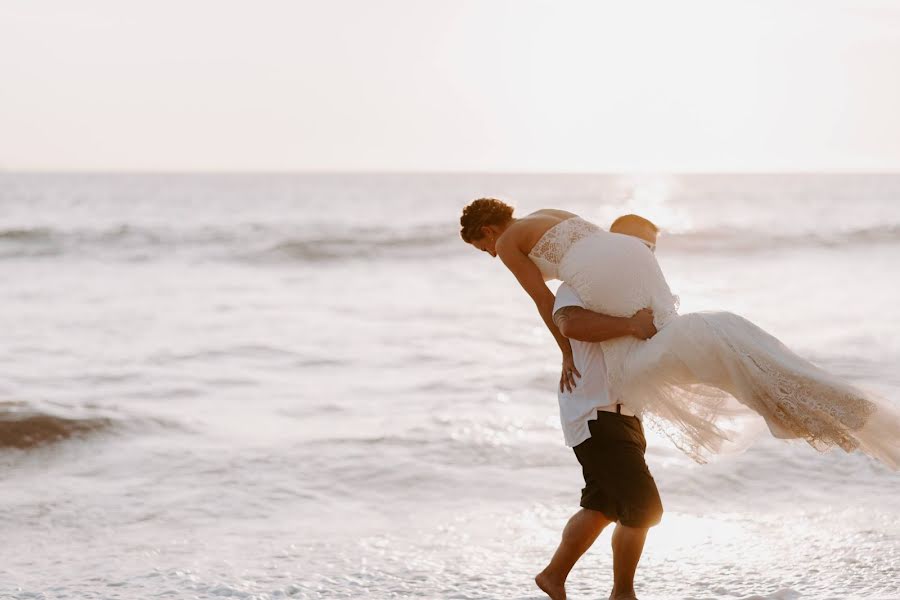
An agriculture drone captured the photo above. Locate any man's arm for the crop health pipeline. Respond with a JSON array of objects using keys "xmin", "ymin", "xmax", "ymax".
[{"xmin": 553, "ymin": 306, "xmax": 657, "ymax": 343}]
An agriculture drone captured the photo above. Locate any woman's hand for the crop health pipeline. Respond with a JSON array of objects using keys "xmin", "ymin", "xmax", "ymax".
[{"xmin": 560, "ymin": 353, "xmax": 581, "ymax": 393}]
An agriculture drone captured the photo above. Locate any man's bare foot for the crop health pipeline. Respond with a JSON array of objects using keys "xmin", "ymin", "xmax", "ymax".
[
  {"xmin": 608, "ymin": 591, "xmax": 638, "ymax": 600},
  {"xmin": 535, "ymin": 570, "xmax": 566, "ymax": 600}
]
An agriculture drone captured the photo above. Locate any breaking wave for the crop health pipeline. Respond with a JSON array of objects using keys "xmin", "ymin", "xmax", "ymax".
[
  {"xmin": 1, "ymin": 222, "xmax": 899, "ymax": 262},
  {"xmin": 661, "ymin": 224, "xmax": 900, "ymax": 253},
  {"xmin": 0, "ymin": 401, "xmax": 170, "ymax": 449}
]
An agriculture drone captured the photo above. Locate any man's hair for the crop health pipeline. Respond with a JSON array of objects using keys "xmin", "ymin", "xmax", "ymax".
[{"xmin": 610, "ymin": 213, "xmax": 659, "ymax": 233}]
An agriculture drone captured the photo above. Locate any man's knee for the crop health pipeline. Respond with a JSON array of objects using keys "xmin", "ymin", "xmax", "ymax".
[
  {"xmin": 580, "ymin": 507, "xmax": 613, "ymax": 524},
  {"xmin": 615, "ymin": 523, "xmax": 649, "ymax": 534}
]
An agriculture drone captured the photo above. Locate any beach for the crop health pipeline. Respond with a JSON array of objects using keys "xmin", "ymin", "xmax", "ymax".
[{"xmin": 1, "ymin": 172, "xmax": 898, "ymax": 599}]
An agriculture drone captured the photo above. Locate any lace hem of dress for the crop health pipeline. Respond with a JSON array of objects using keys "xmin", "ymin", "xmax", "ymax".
[{"xmin": 621, "ymin": 312, "xmax": 881, "ymax": 465}]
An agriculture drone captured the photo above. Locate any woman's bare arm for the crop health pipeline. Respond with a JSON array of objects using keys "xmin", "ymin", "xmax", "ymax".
[
  {"xmin": 496, "ymin": 238, "xmax": 568, "ymax": 350},
  {"xmin": 495, "ymin": 235, "xmax": 582, "ymax": 391}
]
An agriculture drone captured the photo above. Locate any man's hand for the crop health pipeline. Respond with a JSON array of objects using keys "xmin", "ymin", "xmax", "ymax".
[{"xmin": 630, "ymin": 308, "xmax": 657, "ymax": 340}]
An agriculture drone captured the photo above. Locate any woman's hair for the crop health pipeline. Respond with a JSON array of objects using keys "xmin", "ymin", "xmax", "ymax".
[{"xmin": 459, "ymin": 198, "xmax": 514, "ymax": 243}]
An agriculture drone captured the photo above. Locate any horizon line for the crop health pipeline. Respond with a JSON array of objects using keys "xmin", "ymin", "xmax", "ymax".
[{"xmin": 2, "ymin": 168, "xmax": 900, "ymax": 176}]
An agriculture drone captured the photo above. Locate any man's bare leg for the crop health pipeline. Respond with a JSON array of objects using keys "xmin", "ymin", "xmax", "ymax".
[
  {"xmin": 535, "ymin": 508, "xmax": 611, "ymax": 600},
  {"xmin": 608, "ymin": 523, "xmax": 649, "ymax": 600}
]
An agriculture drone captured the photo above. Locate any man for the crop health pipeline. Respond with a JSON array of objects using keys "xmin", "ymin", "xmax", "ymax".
[
  {"xmin": 534, "ymin": 217, "xmax": 662, "ymax": 600},
  {"xmin": 610, "ymin": 214, "xmax": 659, "ymax": 252}
]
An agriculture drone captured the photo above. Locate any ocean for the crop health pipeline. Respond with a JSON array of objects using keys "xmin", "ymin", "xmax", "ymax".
[{"xmin": 1, "ymin": 172, "xmax": 898, "ymax": 600}]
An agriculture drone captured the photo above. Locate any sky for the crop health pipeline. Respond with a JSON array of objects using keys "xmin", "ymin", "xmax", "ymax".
[{"xmin": 1, "ymin": 0, "xmax": 899, "ymax": 172}]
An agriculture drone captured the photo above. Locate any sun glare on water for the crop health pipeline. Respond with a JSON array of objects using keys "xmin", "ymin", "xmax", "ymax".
[{"xmin": 608, "ymin": 174, "xmax": 696, "ymax": 235}]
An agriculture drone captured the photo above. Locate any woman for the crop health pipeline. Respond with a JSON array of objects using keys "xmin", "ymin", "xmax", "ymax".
[{"xmin": 460, "ymin": 198, "xmax": 900, "ymax": 468}]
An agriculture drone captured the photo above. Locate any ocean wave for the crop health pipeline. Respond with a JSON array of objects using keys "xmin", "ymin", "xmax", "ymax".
[
  {"xmin": 0, "ymin": 223, "xmax": 459, "ymax": 261},
  {"xmin": 664, "ymin": 224, "xmax": 900, "ymax": 253},
  {"xmin": 0, "ymin": 414, "xmax": 111, "ymax": 449},
  {"xmin": 1, "ymin": 222, "xmax": 899, "ymax": 262},
  {"xmin": 0, "ymin": 401, "xmax": 172, "ymax": 449},
  {"xmin": 249, "ymin": 230, "xmax": 455, "ymax": 261},
  {"xmin": 0, "ymin": 227, "xmax": 55, "ymax": 241}
]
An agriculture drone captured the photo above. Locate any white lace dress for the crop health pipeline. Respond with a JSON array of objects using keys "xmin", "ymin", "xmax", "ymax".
[{"xmin": 531, "ymin": 216, "xmax": 900, "ymax": 467}]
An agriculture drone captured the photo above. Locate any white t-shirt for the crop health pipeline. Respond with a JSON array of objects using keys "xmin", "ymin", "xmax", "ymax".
[{"xmin": 553, "ymin": 283, "xmax": 617, "ymax": 447}]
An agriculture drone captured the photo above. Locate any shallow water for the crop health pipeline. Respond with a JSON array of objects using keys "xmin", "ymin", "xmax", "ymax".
[{"xmin": 0, "ymin": 172, "xmax": 898, "ymax": 599}]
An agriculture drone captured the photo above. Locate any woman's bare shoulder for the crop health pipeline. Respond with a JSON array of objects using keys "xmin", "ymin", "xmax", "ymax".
[
  {"xmin": 522, "ymin": 208, "xmax": 579, "ymax": 220},
  {"xmin": 500, "ymin": 208, "xmax": 580, "ymax": 253}
]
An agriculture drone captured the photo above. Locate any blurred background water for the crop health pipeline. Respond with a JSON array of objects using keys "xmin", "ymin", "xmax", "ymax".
[{"xmin": 0, "ymin": 172, "xmax": 898, "ymax": 600}]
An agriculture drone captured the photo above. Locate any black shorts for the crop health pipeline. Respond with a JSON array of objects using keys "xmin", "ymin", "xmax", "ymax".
[{"xmin": 572, "ymin": 410, "xmax": 663, "ymax": 528}]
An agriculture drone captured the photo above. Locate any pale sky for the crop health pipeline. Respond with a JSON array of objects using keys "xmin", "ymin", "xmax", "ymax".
[{"xmin": 1, "ymin": 0, "xmax": 899, "ymax": 172}]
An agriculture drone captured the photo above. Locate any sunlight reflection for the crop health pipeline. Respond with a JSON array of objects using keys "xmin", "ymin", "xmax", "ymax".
[
  {"xmin": 614, "ymin": 174, "xmax": 695, "ymax": 234},
  {"xmin": 647, "ymin": 512, "xmax": 749, "ymax": 557}
]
